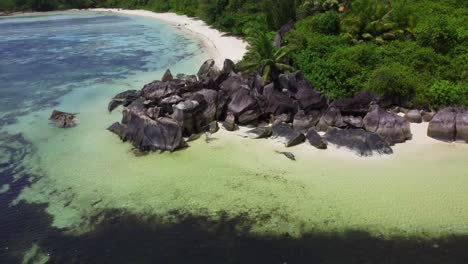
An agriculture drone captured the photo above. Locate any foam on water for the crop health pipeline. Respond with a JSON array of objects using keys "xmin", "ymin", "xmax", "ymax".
[{"xmin": 1, "ymin": 12, "xmax": 468, "ymax": 260}]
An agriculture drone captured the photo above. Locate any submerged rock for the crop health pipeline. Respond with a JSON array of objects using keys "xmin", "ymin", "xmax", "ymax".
[
  {"xmin": 271, "ymin": 122, "xmax": 305, "ymax": 147},
  {"xmin": 324, "ymin": 128, "xmax": 393, "ymax": 157},
  {"xmin": 49, "ymin": 110, "xmax": 76, "ymax": 128},
  {"xmin": 330, "ymin": 90, "xmax": 378, "ymax": 116},
  {"xmin": 363, "ymin": 106, "xmax": 412, "ymax": 145},
  {"xmin": 275, "ymin": 150, "xmax": 296, "ymax": 161}
]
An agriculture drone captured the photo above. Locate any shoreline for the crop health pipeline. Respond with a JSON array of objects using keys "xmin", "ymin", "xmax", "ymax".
[{"xmin": 88, "ymin": 8, "xmax": 247, "ymax": 66}]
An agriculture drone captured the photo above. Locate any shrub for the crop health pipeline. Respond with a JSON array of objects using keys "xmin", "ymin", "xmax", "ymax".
[
  {"xmin": 414, "ymin": 15, "xmax": 458, "ymax": 54},
  {"xmin": 417, "ymin": 80, "xmax": 468, "ymax": 108},
  {"xmin": 367, "ymin": 63, "xmax": 421, "ymax": 106},
  {"xmin": 299, "ymin": 10, "xmax": 341, "ymax": 35}
]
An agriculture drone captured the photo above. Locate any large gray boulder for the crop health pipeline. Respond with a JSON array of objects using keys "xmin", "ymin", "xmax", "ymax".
[
  {"xmin": 113, "ymin": 109, "xmax": 184, "ymax": 152},
  {"xmin": 220, "ymin": 73, "xmax": 249, "ymax": 96},
  {"xmin": 306, "ymin": 128, "xmax": 327, "ymax": 149},
  {"xmin": 228, "ymin": 89, "xmax": 258, "ymax": 117},
  {"xmin": 363, "ymin": 106, "xmax": 412, "ymax": 144},
  {"xmin": 172, "ymin": 100, "xmax": 202, "ymax": 136},
  {"xmin": 197, "ymin": 59, "xmax": 220, "ymax": 80},
  {"xmin": 428, "ymin": 107, "xmax": 468, "ymax": 142},
  {"xmin": 316, "ymin": 107, "xmax": 346, "ymax": 132},
  {"xmin": 141, "ymin": 80, "xmax": 184, "ymax": 101},
  {"xmin": 456, "ymin": 108, "xmax": 468, "ymax": 142},
  {"xmin": 295, "ymin": 88, "xmax": 327, "ymax": 113},
  {"xmin": 427, "ymin": 107, "xmax": 457, "ymax": 142},
  {"xmin": 195, "ymin": 89, "xmax": 219, "ymax": 124},
  {"xmin": 271, "ymin": 122, "xmax": 305, "ymax": 147},
  {"xmin": 293, "ymin": 110, "xmax": 320, "ymax": 133},
  {"xmin": 324, "ymin": 128, "xmax": 393, "ymax": 157},
  {"xmin": 265, "ymin": 90, "xmax": 297, "ymax": 116}
]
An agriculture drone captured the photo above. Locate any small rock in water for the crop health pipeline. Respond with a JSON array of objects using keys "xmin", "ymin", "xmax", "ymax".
[
  {"xmin": 275, "ymin": 151, "xmax": 296, "ymax": 161},
  {"xmin": 49, "ymin": 110, "xmax": 76, "ymax": 128}
]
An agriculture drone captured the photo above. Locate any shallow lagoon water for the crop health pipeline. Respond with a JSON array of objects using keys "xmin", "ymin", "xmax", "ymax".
[{"xmin": 1, "ymin": 11, "xmax": 468, "ymax": 263}]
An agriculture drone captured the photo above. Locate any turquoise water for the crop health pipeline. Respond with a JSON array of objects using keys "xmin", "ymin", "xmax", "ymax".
[{"xmin": 1, "ymin": 11, "xmax": 468, "ymax": 263}]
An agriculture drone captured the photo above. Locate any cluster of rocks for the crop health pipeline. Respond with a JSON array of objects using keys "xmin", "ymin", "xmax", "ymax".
[{"xmin": 106, "ymin": 59, "xmax": 426, "ymax": 157}]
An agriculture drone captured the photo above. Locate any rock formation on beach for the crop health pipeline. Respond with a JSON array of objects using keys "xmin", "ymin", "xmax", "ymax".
[{"xmin": 107, "ymin": 59, "xmax": 464, "ymax": 156}]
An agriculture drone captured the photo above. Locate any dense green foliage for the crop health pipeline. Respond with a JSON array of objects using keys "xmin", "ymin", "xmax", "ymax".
[
  {"xmin": 1, "ymin": 0, "xmax": 466, "ymax": 108},
  {"xmin": 287, "ymin": 0, "xmax": 467, "ymax": 108}
]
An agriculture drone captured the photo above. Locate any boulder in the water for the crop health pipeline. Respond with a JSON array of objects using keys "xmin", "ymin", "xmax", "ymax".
[
  {"xmin": 50, "ymin": 110, "xmax": 76, "ymax": 128},
  {"xmin": 324, "ymin": 128, "xmax": 393, "ymax": 157}
]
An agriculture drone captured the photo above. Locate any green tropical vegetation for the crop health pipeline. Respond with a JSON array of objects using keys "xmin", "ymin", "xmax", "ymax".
[{"xmin": 1, "ymin": 0, "xmax": 467, "ymax": 108}]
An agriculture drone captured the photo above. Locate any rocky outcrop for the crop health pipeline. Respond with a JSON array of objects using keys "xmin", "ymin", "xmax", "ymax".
[
  {"xmin": 428, "ymin": 107, "xmax": 468, "ymax": 142},
  {"xmin": 50, "ymin": 110, "xmax": 77, "ymax": 128},
  {"xmin": 306, "ymin": 128, "xmax": 327, "ymax": 149},
  {"xmin": 316, "ymin": 107, "xmax": 345, "ymax": 132},
  {"xmin": 113, "ymin": 109, "xmax": 184, "ymax": 152},
  {"xmin": 324, "ymin": 128, "xmax": 393, "ymax": 156},
  {"xmin": 197, "ymin": 59, "xmax": 220, "ymax": 80},
  {"xmin": 293, "ymin": 110, "xmax": 320, "ymax": 133},
  {"xmin": 271, "ymin": 122, "xmax": 305, "ymax": 147},
  {"xmin": 161, "ymin": 69, "xmax": 174, "ymax": 82},
  {"xmin": 363, "ymin": 106, "xmax": 412, "ymax": 144},
  {"xmin": 108, "ymin": 90, "xmax": 140, "ymax": 112},
  {"xmin": 330, "ymin": 90, "xmax": 378, "ymax": 116}
]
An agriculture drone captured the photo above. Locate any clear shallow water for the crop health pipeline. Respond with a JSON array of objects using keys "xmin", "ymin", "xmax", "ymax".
[{"xmin": 1, "ymin": 11, "xmax": 468, "ymax": 263}]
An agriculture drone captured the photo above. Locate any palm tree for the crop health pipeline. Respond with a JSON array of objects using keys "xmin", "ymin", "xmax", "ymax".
[{"xmin": 240, "ymin": 30, "xmax": 294, "ymax": 86}]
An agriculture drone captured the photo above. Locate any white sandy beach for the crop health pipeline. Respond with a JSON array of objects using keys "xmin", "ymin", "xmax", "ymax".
[{"xmin": 89, "ymin": 8, "xmax": 247, "ymax": 66}]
